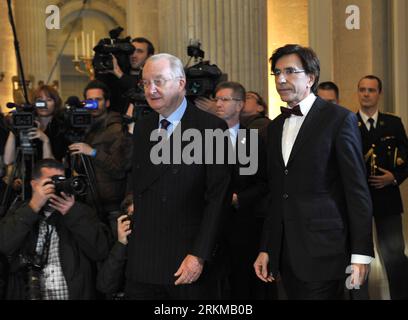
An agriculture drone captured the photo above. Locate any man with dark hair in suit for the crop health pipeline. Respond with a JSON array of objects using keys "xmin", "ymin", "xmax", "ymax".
[
  {"xmin": 214, "ymin": 81, "xmax": 275, "ymax": 300},
  {"xmin": 125, "ymin": 53, "xmax": 231, "ymax": 300},
  {"xmin": 317, "ymin": 81, "xmax": 339, "ymax": 105},
  {"xmin": 357, "ymin": 75, "xmax": 408, "ymax": 300},
  {"xmin": 254, "ymin": 44, "xmax": 374, "ymax": 299}
]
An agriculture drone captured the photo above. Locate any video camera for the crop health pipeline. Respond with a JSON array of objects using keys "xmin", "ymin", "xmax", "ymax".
[
  {"xmin": 185, "ymin": 40, "xmax": 226, "ymax": 99},
  {"xmin": 6, "ymin": 101, "xmax": 48, "ymax": 152},
  {"xmin": 63, "ymin": 96, "xmax": 98, "ymax": 143},
  {"xmin": 7, "ymin": 101, "xmax": 47, "ymax": 130},
  {"xmin": 122, "ymin": 88, "xmax": 153, "ymax": 123},
  {"xmin": 93, "ymin": 27, "xmax": 135, "ymax": 75}
]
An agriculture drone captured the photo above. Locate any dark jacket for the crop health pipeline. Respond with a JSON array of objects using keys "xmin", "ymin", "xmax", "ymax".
[
  {"xmin": 83, "ymin": 111, "xmax": 132, "ymax": 212},
  {"xmin": 127, "ymin": 102, "xmax": 232, "ymax": 285},
  {"xmin": 0, "ymin": 202, "xmax": 110, "ymax": 300},
  {"xmin": 261, "ymin": 97, "xmax": 374, "ymax": 282},
  {"xmin": 357, "ymin": 112, "xmax": 408, "ymax": 217},
  {"xmin": 240, "ymin": 114, "xmax": 271, "ymax": 144},
  {"xmin": 96, "ymin": 242, "xmax": 127, "ymax": 295}
]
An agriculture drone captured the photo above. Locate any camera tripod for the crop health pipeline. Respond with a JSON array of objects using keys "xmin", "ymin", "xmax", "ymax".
[
  {"xmin": 0, "ymin": 144, "xmax": 37, "ymax": 218},
  {"xmin": 67, "ymin": 153, "xmax": 106, "ymax": 224}
]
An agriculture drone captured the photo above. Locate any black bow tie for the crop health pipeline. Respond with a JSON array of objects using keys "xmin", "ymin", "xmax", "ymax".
[{"xmin": 280, "ymin": 105, "xmax": 303, "ymax": 118}]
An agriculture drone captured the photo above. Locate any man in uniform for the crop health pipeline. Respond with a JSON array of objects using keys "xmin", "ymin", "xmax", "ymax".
[{"xmin": 357, "ymin": 75, "xmax": 408, "ymax": 300}]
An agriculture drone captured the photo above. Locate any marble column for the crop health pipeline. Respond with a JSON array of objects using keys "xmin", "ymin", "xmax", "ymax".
[
  {"xmin": 0, "ymin": 0, "xmax": 17, "ymax": 112},
  {"xmin": 309, "ymin": 0, "xmax": 391, "ymax": 113},
  {"xmin": 127, "ymin": 0, "xmax": 159, "ymax": 50},
  {"xmin": 267, "ymin": 0, "xmax": 309, "ymax": 119},
  {"xmin": 14, "ymin": 0, "xmax": 49, "ymax": 87},
  {"xmin": 391, "ymin": 0, "xmax": 408, "ymax": 127},
  {"xmin": 308, "ymin": 0, "xmax": 334, "ymax": 83},
  {"xmin": 157, "ymin": 0, "xmax": 268, "ymax": 100}
]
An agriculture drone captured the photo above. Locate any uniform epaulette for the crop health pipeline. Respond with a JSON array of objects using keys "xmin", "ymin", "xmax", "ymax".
[{"xmin": 383, "ymin": 112, "xmax": 400, "ymax": 119}]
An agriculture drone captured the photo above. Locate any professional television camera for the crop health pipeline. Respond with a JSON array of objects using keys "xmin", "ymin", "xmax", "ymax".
[
  {"xmin": 122, "ymin": 87, "xmax": 153, "ymax": 123},
  {"xmin": 93, "ymin": 27, "xmax": 135, "ymax": 75},
  {"xmin": 63, "ymin": 96, "xmax": 98, "ymax": 143},
  {"xmin": 6, "ymin": 100, "xmax": 48, "ymax": 152},
  {"xmin": 185, "ymin": 40, "xmax": 226, "ymax": 100}
]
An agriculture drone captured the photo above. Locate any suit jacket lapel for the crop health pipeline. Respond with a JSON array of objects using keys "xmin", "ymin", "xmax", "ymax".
[
  {"xmin": 373, "ymin": 113, "xmax": 385, "ymax": 142},
  {"xmin": 356, "ymin": 112, "xmax": 369, "ymax": 137},
  {"xmin": 273, "ymin": 115, "xmax": 286, "ymax": 168},
  {"xmin": 135, "ymin": 112, "xmax": 168, "ymax": 192},
  {"xmin": 136, "ymin": 103, "xmax": 196, "ymax": 193},
  {"xmin": 286, "ymin": 98, "xmax": 325, "ymax": 167},
  {"xmin": 356, "ymin": 111, "xmax": 383, "ymax": 144}
]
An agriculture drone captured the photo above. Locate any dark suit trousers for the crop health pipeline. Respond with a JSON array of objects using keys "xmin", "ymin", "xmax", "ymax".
[
  {"xmin": 280, "ymin": 237, "xmax": 344, "ymax": 300},
  {"xmin": 375, "ymin": 214, "xmax": 408, "ymax": 300},
  {"xmin": 125, "ymin": 266, "xmax": 222, "ymax": 300}
]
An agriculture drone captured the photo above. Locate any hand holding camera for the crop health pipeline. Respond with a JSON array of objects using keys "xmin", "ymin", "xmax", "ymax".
[
  {"xmin": 27, "ymin": 124, "xmax": 49, "ymax": 144},
  {"xmin": 29, "ymin": 177, "xmax": 56, "ymax": 213},
  {"xmin": 48, "ymin": 192, "xmax": 75, "ymax": 216}
]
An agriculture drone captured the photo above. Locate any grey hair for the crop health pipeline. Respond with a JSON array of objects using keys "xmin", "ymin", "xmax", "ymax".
[{"xmin": 146, "ymin": 53, "xmax": 186, "ymax": 79}]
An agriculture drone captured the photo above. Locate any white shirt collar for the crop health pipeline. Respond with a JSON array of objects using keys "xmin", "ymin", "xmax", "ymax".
[
  {"xmin": 286, "ymin": 93, "xmax": 317, "ymax": 119},
  {"xmin": 229, "ymin": 123, "xmax": 240, "ymax": 147},
  {"xmin": 159, "ymin": 97, "xmax": 188, "ymax": 132},
  {"xmin": 359, "ymin": 110, "xmax": 379, "ymax": 128}
]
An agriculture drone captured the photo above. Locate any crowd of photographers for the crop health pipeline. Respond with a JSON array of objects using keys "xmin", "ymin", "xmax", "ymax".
[
  {"xmin": 0, "ymin": 29, "xmax": 272, "ymax": 300},
  {"xmin": 0, "ymin": 32, "xmax": 154, "ymax": 299}
]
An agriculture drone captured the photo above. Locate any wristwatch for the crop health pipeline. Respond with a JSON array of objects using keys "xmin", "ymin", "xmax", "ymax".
[{"xmin": 392, "ymin": 179, "xmax": 398, "ymax": 186}]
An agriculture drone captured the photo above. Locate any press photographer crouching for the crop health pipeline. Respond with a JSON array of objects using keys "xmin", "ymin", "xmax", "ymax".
[
  {"xmin": 0, "ymin": 159, "xmax": 110, "ymax": 300},
  {"xmin": 68, "ymin": 80, "xmax": 132, "ymax": 237}
]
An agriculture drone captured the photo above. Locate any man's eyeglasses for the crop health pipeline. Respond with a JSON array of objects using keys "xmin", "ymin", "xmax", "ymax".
[
  {"xmin": 271, "ymin": 67, "xmax": 305, "ymax": 77},
  {"xmin": 139, "ymin": 77, "xmax": 181, "ymax": 89},
  {"xmin": 213, "ymin": 96, "xmax": 243, "ymax": 102}
]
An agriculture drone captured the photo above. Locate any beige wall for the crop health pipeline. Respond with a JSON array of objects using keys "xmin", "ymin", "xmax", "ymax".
[
  {"xmin": 310, "ymin": 0, "xmax": 391, "ymax": 113},
  {"xmin": 267, "ymin": 0, "xmax": 309, "ymax": 119}
]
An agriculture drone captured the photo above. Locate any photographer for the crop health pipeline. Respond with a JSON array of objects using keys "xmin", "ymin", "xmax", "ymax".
[
  {"xmin": 97, "ymin": 193, "xmax": 133, "ymax": 297},
  {"xmin": 68, "ymin": 80, "xmax": 132, "ymax": 236},
  {"xmin": 3, "ymin": 85, "xmax": 69, "ymax": 165},
  {"xmin": 0, "ymin": 159, "xmax": 110, "ymax": 300}
]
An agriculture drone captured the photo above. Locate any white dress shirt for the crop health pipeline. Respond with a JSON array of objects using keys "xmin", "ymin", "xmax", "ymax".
[
  {"xmin": 159, "ymin": 98, "xmax": 188, "ymax": 138},
  {"xmin": 229, "ymin": 123, "xmax": 240, "ymax": 149},
  {"xmin": 282, "ymin": 93, "xmax": 316, "ymax": 166},
  {"xmin": 282, "ymin": 93, "xmax": 373, "ymax": 265}
]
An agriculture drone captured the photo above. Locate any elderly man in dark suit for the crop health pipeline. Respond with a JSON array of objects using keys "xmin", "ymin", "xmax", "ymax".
[
  {"xmin": 125, "ymin": 53, "xmax": 231, "ymax": 300},
  {"xmin": 254, "ymin": 44, "xmax": 374, "ymax": 300},
  {"xmin": 357, "ymin": 75, "xmax": 408, "ymax": 300}
]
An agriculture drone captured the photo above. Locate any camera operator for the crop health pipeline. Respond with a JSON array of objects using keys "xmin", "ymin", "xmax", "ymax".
[
  {"xmin": 0, "ymin": 159, "xmax": 110, "ymax": 300},
  {"xmin": 68, "ymin": 80, "xmax": 132, "ymax": 236},
  {"xmin": 96, "ymin": 36, "xmax": 155, "ymax": 115},
  {"xmin": 3, "ymin": 85, "xmax": 69, "ymax": 165},
  {"xmin": 111, "ymin": 37, "xmax": 155, "ymax": 85}
]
